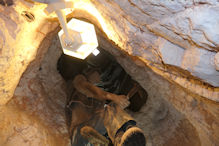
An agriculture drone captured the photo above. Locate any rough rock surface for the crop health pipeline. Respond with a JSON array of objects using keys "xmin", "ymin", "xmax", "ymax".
[
  {"xmin": 98, "ymin": 33, "xmax": 218, "ymax": 146},
  {"xmin": 0, "ymin": 35, "xmax": 71, "ymax": 145},
  {"xmin": 0, "ymin": 0, "xmax": 218, "ymax": 146},
  {"xmin": 78, "ymin": 0, "xmax": 219, "ymax": 100},
  {"xmin": 0, "ymin": 0, "xmax": 59, "ymax": 105},
  {"xmin": 215, "ymin": 52, "xmax": 219, "ymax": 71}
]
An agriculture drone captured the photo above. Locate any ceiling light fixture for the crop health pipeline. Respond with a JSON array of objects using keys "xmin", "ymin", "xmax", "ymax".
[{"xmin": 33, "ymin": 0, "xmax": 99, "ymax": 59}]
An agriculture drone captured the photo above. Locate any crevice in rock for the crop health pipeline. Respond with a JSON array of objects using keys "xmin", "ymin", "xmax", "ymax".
[
  {"xmin": 57, "ymin": 47, "xmax": 149, "ymax": 145},
  {"xmin": 57, "ymin": 48, "xmax": 148, "ymax": 113},
  {"xmin": 5, "ymin": 19, "xmax": 201, "ymax": 145},
  {"xmin": 0, "ymin": 1, "xmax": 218, "ymax": 145}
]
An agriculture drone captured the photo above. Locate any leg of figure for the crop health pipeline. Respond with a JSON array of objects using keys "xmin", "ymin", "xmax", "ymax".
[
  {"xmin": 80, "ymin": 126, "xmax": 109, "ymax": 146},
  {"xmin": 102, "ymin": 103, "xmax": 146, "ymax": 146}
]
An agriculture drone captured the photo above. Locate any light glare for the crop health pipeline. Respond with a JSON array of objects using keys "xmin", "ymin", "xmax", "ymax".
[
  {"xmin": 58, "ymin": 18, "xmax": 98, "ymax": 59},
  {"xmin": 92, "ymin": 48, "xmax": 100, "ymax": 56}
]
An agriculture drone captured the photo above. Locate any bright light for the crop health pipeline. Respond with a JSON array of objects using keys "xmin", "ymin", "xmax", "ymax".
[
  {"xmin": 92, "ymin": 48, "xmax": 100, "ymax": 56},
  {"xmin": 58, "ymin": 18, "xmax": 98, "ymax": 59}
]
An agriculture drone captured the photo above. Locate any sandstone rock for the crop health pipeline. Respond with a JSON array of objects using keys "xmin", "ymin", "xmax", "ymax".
[
  {"xmin": 0, "ymin": 1, "xmax": 59, "ymax": 105},
  {"xmin": 99, "ymin": 34, "xmax": 219, "ymax": 146},
  {"xmin": 157, "ymin": 38, "xmax": 219, "ymax": 87},
  {"xmin": 0, "ymin": 0, "xmax": 218, "ymax": 146},
  {"xmin": 0, "ymin": 36, "xmax": 69, "ymax": 145},
  {"xmin": 3, "ymin": 35, "xmax": 71, "ymax": 146},
  {"xmin": 215, "ymin": 52, "xmax": 219, "ymax": 71},
  {"xmin": 0, "ymin": 105, "xmax": 70, "ymax": 146},
  {"xmin": 148, "ymin": 4, "xmax": 219, "ymax": 52}
]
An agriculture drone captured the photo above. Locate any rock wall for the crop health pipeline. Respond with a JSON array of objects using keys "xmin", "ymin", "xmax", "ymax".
[
  {"xmin": 97, "ymin": 32, "xmax": 218, "ymax": 146},
  {"xmin": 76, "ymin": 0, "xmax": 219, "ymax": 101},
  {"xmin": 0, "ymin": 0, "xmax": 59, "ymax": 105},
  {"xmin": 0, "ymin": 0, "xmax": 218, "ymax": 146},
  {"xmin": 2, "ymin": 35, "xmax": 70, "ymax": 146}
]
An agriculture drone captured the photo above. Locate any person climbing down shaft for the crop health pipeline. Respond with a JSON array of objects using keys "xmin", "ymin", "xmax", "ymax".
[{"xmin": 69, "ymin": 74, "xmax": 146, "ymax": 146}]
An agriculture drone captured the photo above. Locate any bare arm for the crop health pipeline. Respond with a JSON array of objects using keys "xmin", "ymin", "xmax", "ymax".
[{"xmin": 73, "ymin": 74, "xmax": 130, "ymax": 108}]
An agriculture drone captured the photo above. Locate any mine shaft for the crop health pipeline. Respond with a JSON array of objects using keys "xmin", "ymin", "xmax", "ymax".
[{"xmin": 0, "ymin": 0, "xmax": 219, "ymax": 146}]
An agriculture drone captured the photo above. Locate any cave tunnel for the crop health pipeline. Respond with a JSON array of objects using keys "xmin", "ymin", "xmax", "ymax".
[
  {"xmin": 57, "ymin": 42, "xmax": 148, "ymax": 145},
  {"xmin": 0, "ymin": 0, "xmax": 219, "ymax": 146}
]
